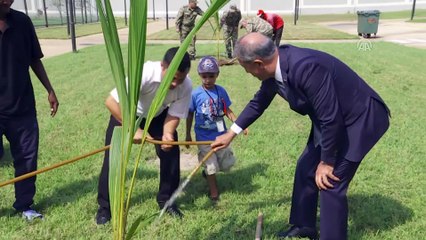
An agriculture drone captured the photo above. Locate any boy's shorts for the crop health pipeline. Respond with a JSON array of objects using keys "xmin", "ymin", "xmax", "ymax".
[{"xmin": 197, "ymin": 144, "xmax": 235, "ymax": 175}]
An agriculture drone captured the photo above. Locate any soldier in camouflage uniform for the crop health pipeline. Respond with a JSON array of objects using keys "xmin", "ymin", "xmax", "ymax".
[
  {"xmin": 239, "ymin": 17, "xmax": 273, "ymax": 38},
  {"xmin": 220, "ymin": 4, "xmax": 241, "ymax": 59},
  {"xmin": 175, "ymin": 0, "xmax": 204, "ymax": 60}
]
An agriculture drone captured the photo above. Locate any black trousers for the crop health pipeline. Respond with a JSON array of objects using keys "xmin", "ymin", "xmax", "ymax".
[
  {"xmin": 0, "ymin": 115, "xmax": 39, "ymax": 211},
  {"xmin": 97, "ymin": 109, "xmax": 180, "ymax": 210}
]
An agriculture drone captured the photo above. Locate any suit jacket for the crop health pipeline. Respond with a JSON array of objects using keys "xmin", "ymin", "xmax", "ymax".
[{"xmin": 235, "ymin": 45, "xmax": 390, "ymax": 164}]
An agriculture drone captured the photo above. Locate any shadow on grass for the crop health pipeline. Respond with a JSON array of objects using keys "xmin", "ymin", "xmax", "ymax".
[
  {"xmin": 348, "ymin": 193, "xmax": 413, "ymax": 236},
  {"xmin": 36, "ymin": 168, "xmax": 158, "ymax": 212},
  {"xmin": 179, "ymin": 163, "xmax": 268, "ymax": 207},
  {"xmin": 251, "ymin": 193, "xmax": 414, "ymax": 239}
]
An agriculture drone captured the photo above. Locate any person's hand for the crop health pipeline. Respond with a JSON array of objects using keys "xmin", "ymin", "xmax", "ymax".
[
  {"xmin": 211, "ymin": 131, "xmax": 236, "ymax": 151},
  {"xmin": 185, "ymin": 135, "xmax": 192, "ymax": 149},
  {"xmin": 161, "ymin": 133, "xmax": 175, "ymax": 152},
  {"xmin": 133, "ymin": 128, "xmax": 143, "ymax": 144},
  {"xmin": 243, "ymin": 128, "xmax": 249, "ymax": 136},
  {"xmin": 133, "ymin": 129, "xmax": 153, "ymax": 144},
  {"xmin": 315, "ymin": 161, "xmax": 340, "ymax": 190},
  {"xmin": 176, "ymin": 28, "xmax": 180, "ymax": 33},
  {"xmin": 48, "ymin": 91, "xmax": 59, "ymax": 117}
]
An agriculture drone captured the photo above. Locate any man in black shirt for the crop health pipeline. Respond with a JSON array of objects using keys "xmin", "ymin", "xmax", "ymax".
[{"xmin": 0, "ymin": 0, "xmax": 59, "ymax": 220}]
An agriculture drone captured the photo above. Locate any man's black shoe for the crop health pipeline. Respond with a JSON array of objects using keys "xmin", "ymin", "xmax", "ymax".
[
  {"xmin": 96, "ymin": 207, "xmax": 111, "ymax": 225},
  {"xmin": 165, "ymin": 204, "xmax": 184, "ymax": 219},
  {"xmin": 277, "ymin": 225, "xmax": 318, "ymax": 240}
]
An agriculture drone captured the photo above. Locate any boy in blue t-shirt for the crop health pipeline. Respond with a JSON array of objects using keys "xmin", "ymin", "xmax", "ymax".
[{"xmin": 186, "ymin": 56, "xmax": 247, "ymax": 202}]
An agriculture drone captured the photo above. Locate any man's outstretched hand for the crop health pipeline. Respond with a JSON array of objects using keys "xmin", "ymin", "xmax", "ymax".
[{"xmin": 211, "ymin": 130, "xmax": 236, "ymax": 151}]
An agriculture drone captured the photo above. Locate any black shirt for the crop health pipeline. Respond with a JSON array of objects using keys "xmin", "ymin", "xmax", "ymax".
[{"xmin": 0, "ymin": 9, "xmax": 43, "ymax": 119}]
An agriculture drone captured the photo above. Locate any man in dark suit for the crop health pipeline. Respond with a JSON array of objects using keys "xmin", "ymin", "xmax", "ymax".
[{"xmin": 211, "ymin": 33, "xmax": 390, "ymax": 240}]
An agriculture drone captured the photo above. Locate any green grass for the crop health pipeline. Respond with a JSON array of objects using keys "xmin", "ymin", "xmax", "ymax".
[
  {"xmin": 31, "ymin": 15, "xmax": 99, "ymax": 28},
  {"xmin": 149, "ymin": 9, "xmax": 426, "ymax": 41},
  {"xmin": 148, "ymin": 19, "xmax": 357, "ymax": 41},
  {"xmin": 0, "ymin": 42, "xmax": 425, "ymax": 239},
  {"xmin": 35, "ymin": 18, "xmax": 128, "ymax": 39}
]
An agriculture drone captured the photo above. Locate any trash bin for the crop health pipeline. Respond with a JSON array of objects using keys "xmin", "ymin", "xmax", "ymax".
[{"xmin": 357, "ymin": 10, "xmax": 380, "ymax": 38}]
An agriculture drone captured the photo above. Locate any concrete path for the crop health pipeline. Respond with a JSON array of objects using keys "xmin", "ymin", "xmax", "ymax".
[{"xmin": 319, "ymin": 19, "xmax": 426, "ymax": 49}]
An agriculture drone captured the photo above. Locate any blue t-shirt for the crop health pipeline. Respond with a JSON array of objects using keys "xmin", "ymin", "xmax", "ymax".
[{"xmin": 189, "ymin": 85, "xmax": 232, "ymax": 141}]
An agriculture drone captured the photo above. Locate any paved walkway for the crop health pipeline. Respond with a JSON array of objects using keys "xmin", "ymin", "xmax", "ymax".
[
  {"xmin": 320, "ymin": 19, "xmax": 426, "ymax": 49},
  {"xmin": 39, "ymin": 18, "xmax": 426, "ymax": 59}
]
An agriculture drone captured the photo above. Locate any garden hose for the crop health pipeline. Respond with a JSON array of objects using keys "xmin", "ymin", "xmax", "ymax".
[{"xmin": 0, "ymin": 138, "xmax": 213, "ymax": 188}]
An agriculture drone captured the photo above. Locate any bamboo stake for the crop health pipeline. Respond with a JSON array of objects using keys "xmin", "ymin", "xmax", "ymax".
[
  {"xmin": 0, "ymin": 139, "xmax": 213, "ymax": 188},
  {"xmin": 0, "ymin": 145, "xmax": 110, "ymax": 188},
  {"xmin": 255, "ymin": 212, "xmax": 264, "ymax": 240}
]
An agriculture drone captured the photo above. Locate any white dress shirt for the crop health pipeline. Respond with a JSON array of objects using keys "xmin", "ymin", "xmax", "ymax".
[{"xmin": 110, "ymin": 61, "xmax": 192, "ymax": 119}]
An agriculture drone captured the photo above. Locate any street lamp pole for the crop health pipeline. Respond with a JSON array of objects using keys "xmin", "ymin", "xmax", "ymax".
[
  {"xmin": 124, "ymin": 0, "xmax": 128, "ymax": 26},
  {"xmin": 410, "ymin": 0, "xmax": 417, "ymax": 21},
  {"xmin": 165, "ymin": 0, "xmax": 169, "ymax": 30},
  {"xmin": 69, "ymin": 0, "xmax": 77, "ymax": 52}
]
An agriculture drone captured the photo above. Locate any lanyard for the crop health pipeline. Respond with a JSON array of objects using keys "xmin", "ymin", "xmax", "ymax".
[{"xmin": 203, "ymin": 86, "xmax": 226, "ymax": 117}]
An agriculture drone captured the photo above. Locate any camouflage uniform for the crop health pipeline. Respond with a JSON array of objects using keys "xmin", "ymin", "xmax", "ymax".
[
  {"xmin": 175, "ymin": 1, "xmax": 204, "ymax": 59},
  {"xmin": 241, "ymin": 17, "xmax": 273, "ymax": 38},
  {"xmin": 220, "ymin": 5, "xmax": 241, "ymax": 58}
]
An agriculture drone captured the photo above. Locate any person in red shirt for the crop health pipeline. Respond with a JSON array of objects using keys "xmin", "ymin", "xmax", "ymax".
[{"xmin": 257, "ymin": 10, "xmax": 284, "ymax": 47}]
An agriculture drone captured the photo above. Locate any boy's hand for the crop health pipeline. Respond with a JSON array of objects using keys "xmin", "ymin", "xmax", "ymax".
[{"xmin": 185, "ymin": 135, "xmax": 192, "ymax": 149}]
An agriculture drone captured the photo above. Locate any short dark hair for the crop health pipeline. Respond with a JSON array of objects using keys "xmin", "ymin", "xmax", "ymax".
[{"xmin": 163, "ymin": 47, "xmax": 191, "ymax": 72}]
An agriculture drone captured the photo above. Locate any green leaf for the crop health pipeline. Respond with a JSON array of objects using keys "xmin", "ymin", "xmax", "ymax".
[
  {"xmin": 125, "ymin": 212, "xmax": 159, "ymax": 240},
  {"xmin": 108, "ymin": 126, "xmax": 123, "ymax": 236}
]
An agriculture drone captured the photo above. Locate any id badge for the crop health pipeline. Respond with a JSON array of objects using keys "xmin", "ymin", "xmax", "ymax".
[{"xmin": 216, "ymin": 120, "xmax": 225, "ymax": 132}]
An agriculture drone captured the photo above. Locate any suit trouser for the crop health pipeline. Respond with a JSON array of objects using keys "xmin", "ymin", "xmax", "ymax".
[
  {"xmin": 272, "ymin": 27, "xmax": 284, "ymax": 48},
  {"xmin": 289, "ymin": 140, "xmax": 360, "ymax": 240},
  {"xmin": 97, "ymin": 109, "xmax": 180, "ymax": 210},
  {"xmin": 0, "ymin": 115, "xmax": 39, "ymax": 211}
]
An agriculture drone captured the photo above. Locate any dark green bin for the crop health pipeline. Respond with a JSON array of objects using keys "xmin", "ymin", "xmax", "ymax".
[{"xmin": 357, "ymin": 10, "xmax": 380, "ymax": 38}]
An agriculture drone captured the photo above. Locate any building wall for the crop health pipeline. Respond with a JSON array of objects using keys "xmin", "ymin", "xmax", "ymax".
[{"xmin": 14, "ymin": 0, "xmax": 426, "ymax": 17}]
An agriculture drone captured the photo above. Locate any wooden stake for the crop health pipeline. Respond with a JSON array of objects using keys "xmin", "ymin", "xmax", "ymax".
[{"xmin": 255, "ymin": 211, "xmax": 264, "ymax": 240}]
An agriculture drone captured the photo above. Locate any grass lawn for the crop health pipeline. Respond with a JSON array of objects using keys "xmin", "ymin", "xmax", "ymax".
[
  {"xmin": 147, "ymin": 19, "xmax": 357, "ymax": 41},
  {"xmin": 35, "ymin": 18, "xmax": 128, "ymax": 39},
  {"xmin": 148, "ymin": 9, "xmax": 426, "ymax": 41},
  {"xmin": 0, "ymin": 42, "xmax": 425, "ymax": 239}
]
